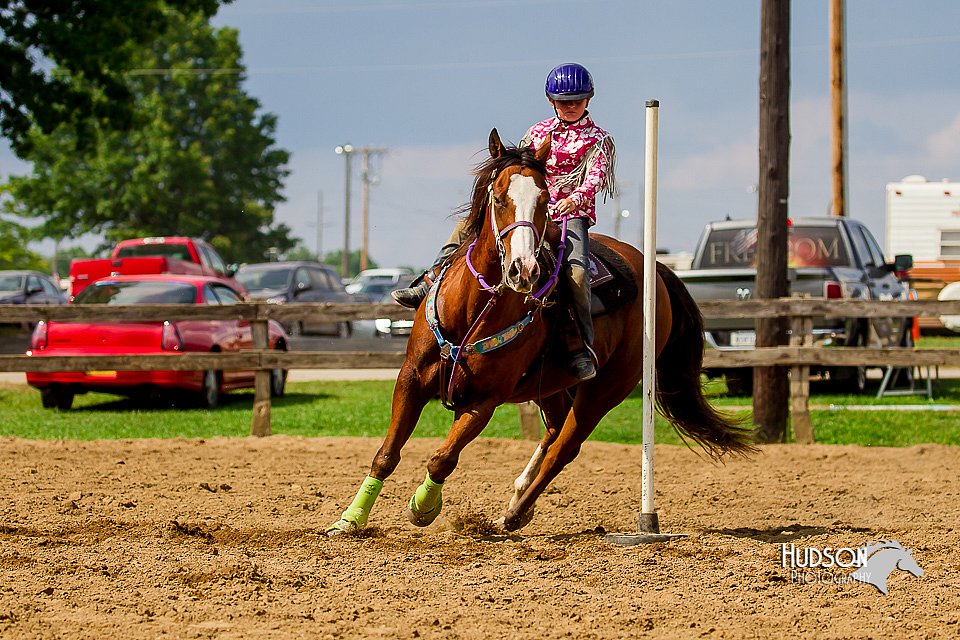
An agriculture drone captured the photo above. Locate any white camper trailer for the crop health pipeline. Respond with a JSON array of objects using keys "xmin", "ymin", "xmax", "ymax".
[{"xmin": 885, "ymin": 175, "xmax": 960, "ymax": 330}]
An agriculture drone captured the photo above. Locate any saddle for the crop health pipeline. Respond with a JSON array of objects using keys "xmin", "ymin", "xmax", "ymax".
[{"xmin": 539, "ymin": 237, "xmax": 638, "ymax": 316}]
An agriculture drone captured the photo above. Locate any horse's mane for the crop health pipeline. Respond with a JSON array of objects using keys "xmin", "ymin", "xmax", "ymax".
[{"xmin": 458, "ymin": 144, "xmax": 547, "ymax": 239}]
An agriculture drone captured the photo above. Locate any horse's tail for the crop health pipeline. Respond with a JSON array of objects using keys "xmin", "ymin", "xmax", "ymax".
[{"xmin": 654, "ymin": 263, "xmax": 757, "ymax": 459}]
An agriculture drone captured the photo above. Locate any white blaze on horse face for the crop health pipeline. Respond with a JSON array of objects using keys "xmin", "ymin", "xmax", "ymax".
[{"xmin": 506, "ymin": 173, "xmax": 541, "ymax": 272}]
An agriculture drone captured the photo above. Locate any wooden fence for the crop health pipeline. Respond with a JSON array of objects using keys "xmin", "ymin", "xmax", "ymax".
[{"xmin": 3, "ymin": 299, "xmax": 960, "ymax": 441}]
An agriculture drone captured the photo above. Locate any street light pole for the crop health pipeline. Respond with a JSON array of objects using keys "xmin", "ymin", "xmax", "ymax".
[
  {"xmin": 335, "ymin": 144, "xmax": 354, "ymax": 278},
  {"xmin": 316, "ymin": 189, "xmax": 324, "ymax": 262}
]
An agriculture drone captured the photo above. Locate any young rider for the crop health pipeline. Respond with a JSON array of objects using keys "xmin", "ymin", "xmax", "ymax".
[{"xmin": 392, "ymin": 62, "xmax": 616, "ymax": 381}]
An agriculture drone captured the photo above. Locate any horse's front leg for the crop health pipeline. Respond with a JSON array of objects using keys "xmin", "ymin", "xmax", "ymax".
[
  {"xmin": 501, "ymin": 391, "xmax": 571, "ymax": 529},
  {"xmin": 406, "ymin": 399, "xmax": 498, "ymax": 527},
  {"xmin": 326, "ymin": 362, "xmax": 435, "ymax": 536}
]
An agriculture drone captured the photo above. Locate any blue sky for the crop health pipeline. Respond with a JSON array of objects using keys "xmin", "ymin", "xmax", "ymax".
[{"xmin": 6, "ymin": 0, "xmax": 960, "ymax": 268}]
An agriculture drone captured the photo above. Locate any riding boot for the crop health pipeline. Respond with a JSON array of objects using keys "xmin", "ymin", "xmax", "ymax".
[
  {"xmin": 391, "ymin": 237, "xmax": 464, "ymax": 308},
  {"xmin": 567, "ymin": 264, "xmax": 596, "ymax": 380},
  {"xmin": 563, "ymin": 217, "xmax": 596, "ymax": 381}
]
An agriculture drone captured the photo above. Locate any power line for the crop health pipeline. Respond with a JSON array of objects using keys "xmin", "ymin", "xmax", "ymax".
[{"xmin": 126, "ymin": 34, "xmax": 960, "ymax": 77}]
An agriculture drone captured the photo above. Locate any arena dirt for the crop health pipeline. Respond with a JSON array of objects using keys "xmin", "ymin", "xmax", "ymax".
[{"xmin": 0, "ymin": 433, "xmax": 957, "ymax": 639}]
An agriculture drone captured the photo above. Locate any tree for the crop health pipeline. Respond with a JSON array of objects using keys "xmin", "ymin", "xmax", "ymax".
[
  {"xmin": 322, "ymin": 250, "xmax": 378, "ymax": 279},
  {"xmin": 0, "ymin": 0, "xmax": 225, "ymax": 154},
  {"xmin": 2, "ymin": 10, "xmax": 294, "ymax": 264},
  {"xmin": 0, "ymin": 216, "xmax": 45, "ymax": 269}
]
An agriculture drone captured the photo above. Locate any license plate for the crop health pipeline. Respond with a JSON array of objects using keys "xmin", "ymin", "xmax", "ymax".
[
  {"xmin": 86, "ymin": 370, "xmax": 117, "ymax": 378},
  {"xmin": 729, "ymin": 331, "xmax": 756, "ymax": 347}
]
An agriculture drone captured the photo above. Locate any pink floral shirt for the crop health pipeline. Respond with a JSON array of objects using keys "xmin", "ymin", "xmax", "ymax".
[{"xmin": 521, "ymin": 114, "xmax": 615, "ymax": 226}]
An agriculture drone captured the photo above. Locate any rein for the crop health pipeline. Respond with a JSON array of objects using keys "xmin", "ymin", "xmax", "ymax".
[{"xmin": 428, "ymin": 177, "xmax": 570, "ymax": 408}]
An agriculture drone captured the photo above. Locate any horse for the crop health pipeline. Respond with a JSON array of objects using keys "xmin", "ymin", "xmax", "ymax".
[
  {"xmin": 326, "ymin": 128, "xmax": 754, "ymax": 536},
  {"xmin": 850, "ymin": 540, "xmax": 924, "ymax": 594}
]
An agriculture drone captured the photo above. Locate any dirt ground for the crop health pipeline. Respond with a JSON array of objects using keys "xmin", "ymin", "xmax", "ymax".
[{"xmin": 0, "ymin": 434, "xmax": 957, "ymax": 640}]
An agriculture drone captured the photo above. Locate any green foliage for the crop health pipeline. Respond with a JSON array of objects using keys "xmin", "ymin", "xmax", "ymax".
[
  {"xmin": 0, "ymin": 0, "xmax": 225, "ymax": 154},
  {"xmin": 322, "ymin": 250, "xmax": 378, "ymax": 279},
  {"xmin": 0, "ymin": 216, "xmax": 45, "ymax": 269},
  {"xmin": 2, "ymin": 9, "xmax": 293, "ymax": 264},
  {"xmin": 283, "ymin": 244, "xmax": 319, "ymax": 262},
  {"xmin": 2, "ymin": 379, "xmax": 960, "ymax": 446}
]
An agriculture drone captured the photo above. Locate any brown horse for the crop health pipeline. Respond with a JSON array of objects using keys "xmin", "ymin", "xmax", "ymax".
[{"xmin": 326, "ymin": 129, "xmax": 753, "ymax": 536}]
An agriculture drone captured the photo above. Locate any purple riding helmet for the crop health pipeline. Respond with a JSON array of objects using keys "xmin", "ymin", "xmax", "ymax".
[{"xmin": 545, "ymin": 63, "xmax": 595, "ymax": 101}]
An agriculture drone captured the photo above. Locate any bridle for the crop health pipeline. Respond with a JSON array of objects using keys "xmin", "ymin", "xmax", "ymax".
[
  {"xmin": 465, "ymin": 169, "xmax": 550, "ymax": 295},
  {"xmin": 427, "ymin": 165, "xmax": 570, "ymax": 408}
]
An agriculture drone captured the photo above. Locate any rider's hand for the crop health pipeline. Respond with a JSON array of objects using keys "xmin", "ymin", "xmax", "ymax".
[{"xmin": 554, "ymin": 198, "xmax": 576, "ymax": 217}]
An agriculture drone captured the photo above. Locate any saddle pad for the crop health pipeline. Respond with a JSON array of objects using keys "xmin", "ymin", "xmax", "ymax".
[
  {"xmin": 587, "ymin": 239, "xmax": 639, "ymax": 316},
  {"xmin": 588, "ymin": 255, "xmax": 614, "ymax": 288}
]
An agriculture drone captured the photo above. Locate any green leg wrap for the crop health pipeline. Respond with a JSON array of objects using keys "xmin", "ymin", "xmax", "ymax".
[
  {"xmin": 412, "ymin": 473, "xmax": 443, "ymax": 512},
  {"xmin": 406, "ymin": 472, "xmax": 444, "ymax": 527},
  {"xmin": 340, "ymin": 475, "xmax": 383, "ymax": 528}
]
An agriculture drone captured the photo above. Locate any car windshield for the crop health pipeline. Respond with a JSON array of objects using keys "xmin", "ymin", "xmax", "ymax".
[
  {"xmin": 74, "ymin": 281, "xmax": 198, "ymax": 304},
  {"xmin": 115, "ymin": 243, "xmax": 193, "ymax": 261},
  {"xmin": 0, "ymin": 274, "xmax": 24, "ymax": 292},
  {"xmin": 236, "ymin": 268, "xmax": 292, "ymax": 292},
  {"xmin": 698, "ymin": 226, "xmax": 850, "ymax": 269}
]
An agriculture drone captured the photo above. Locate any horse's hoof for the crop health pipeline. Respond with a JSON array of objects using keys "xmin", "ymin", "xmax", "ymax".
[
  {"xmin": 325, "ymin": 519, "xmax": 359, "ymax": 537},
  {"xmin": 496, "ymin": 506, "xmax": 535, "ymax": 532},
  {"xmin": 514, "ymin": 505, "xmax": 536, "ymax": 530},
  {"xmin": 405, "ymin": 495, "xmax": 442, "ymax": 527}
]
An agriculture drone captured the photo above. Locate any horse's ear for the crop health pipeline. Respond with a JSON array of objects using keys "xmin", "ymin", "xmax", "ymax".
[
  {"xmin": 535, "ymin": 137, "xmax": 551, "ymax": 163},
  {"xmin": 488, "ymin": 128, "xmax": 505, "ymax": 158}
]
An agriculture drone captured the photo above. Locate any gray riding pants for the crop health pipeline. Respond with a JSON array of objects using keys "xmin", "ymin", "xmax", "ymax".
[{"xmin": 563, "ymin": 216, "xmax": 593, "ymax": 347}]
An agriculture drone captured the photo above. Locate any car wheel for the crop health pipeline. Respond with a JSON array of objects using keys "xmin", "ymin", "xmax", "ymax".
[
  {"xmin": 832, "ymin": 366, "xmax": 868, "ymax": 394},
  {"xmin": 198, "ymin": 370, "xmax": 222, "ymax": 409},
  {"xmin": 337, "ymin": 321, "xmax": 352, "ymax": 338},
  {"xmin": 40, "ymin": 386, "xmax": 74, "ymax": 410},
  {"xmin": 270, "ymin": 354, "xmax": 287, "ymax": 397}
]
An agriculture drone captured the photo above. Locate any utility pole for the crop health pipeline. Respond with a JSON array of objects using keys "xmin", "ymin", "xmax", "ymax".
[
  {"xmin": 358, "ymin": 147, "xmax": 387, "ymax": 272},
  {"xmin": 830, "ymin": 0, "xmax": 848, "ymax": 217},
  {"xmin": 754, "ymin": 0, "xmax": 791, "ymax": 444},
  {"xmin": 334, "ymin": 144, "xmax": 354, "ymax": 278},
  {"xmin": 316, "ymin": 189, "xmax": 324, "ymax": 262}
]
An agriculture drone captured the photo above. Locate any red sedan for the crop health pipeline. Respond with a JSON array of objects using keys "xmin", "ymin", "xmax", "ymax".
[{"xmin": 26, "ymin": 275, "xmax": 288, "ymax": 410}]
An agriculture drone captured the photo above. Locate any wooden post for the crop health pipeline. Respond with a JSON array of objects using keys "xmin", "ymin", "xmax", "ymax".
[
  {"xmin": 517, "ymin": 401, "xmax": 542, "ymax": 440},
  {"xmin": 754, "ymin": 0, "xmax": 792, "ymax": 444},
  {"xmin": 250, "ymin": 319, "xmax": 271, "ymax": 437},
  {"xmin": 830, "ymin": 0, "xmax": 848, "ymax": 217},
  {"xmin": 789, "ymin": 314, "xmax": 814, "ymax": 443}
]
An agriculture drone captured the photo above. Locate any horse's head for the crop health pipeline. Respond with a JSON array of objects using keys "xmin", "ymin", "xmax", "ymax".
[{"xmin": 472, "ymin": 128, "xmax": 551, "ymax": 295}]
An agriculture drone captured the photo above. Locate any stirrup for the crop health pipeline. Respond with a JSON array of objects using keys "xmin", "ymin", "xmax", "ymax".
[{"xmin": 569, "ymin": 349, "xmax": 597, "ymax": 381}]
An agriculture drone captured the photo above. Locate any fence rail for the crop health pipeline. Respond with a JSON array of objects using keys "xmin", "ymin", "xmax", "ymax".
[{"xmin": 3, "ymin": 299, "xmax": 960, "ymax": 440}]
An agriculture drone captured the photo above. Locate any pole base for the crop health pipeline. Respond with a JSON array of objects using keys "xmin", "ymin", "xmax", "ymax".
[
  {"xmin": 603, "ymin": 512, "xmax": 688, "ymax": 546},
  {"xmin": 604, "ymin": 532, "xmax": 688, "ymax": 546},
  {"xmin": 639, "ymin": 511, "xmax": 659, "ymax": 534}
]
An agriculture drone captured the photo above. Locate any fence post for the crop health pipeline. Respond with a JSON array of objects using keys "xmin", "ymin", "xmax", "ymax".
[
  {"xmin": 789, "ymin": 313, "xmax": 814, "ymax": 443},
  {"xmin": 517, "ymin": 401, "xmax": 542, "ymax": 440},
  {"xmin": 250, "ymin": 319, "xmax": 272, "ymax": 437}
]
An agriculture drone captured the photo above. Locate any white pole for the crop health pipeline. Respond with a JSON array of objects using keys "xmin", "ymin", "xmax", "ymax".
[{"xmin": 640, "ymin": 100, "xmax": 659, "ymax": 532}]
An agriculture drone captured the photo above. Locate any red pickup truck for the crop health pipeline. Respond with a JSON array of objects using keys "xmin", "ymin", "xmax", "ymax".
[{"xmin": 69, "ymin": 237, "xmax": 242, "ymax": 298}]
